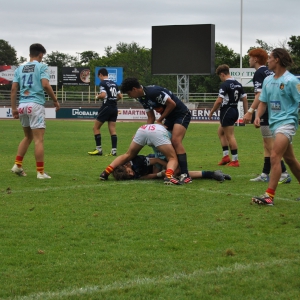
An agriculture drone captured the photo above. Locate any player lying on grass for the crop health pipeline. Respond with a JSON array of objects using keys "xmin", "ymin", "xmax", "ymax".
[
  {"xmin": 100, "ymin": 124, "xmax": 182, "ymax": 185},
  {"xmin": 111, "ymin": 154, "xmax": 231, "ymax": 182}
]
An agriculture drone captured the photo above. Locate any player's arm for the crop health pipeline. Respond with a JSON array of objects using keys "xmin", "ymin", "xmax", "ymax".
[
  {"xmin": 156, "ymin": 97, "xmax": 176, "ymax": 124},
  {"xmin": 117, "ymin": 92, "xmax": 123, "ymax": 101},
  {"xmin": 42, "ymin": 78, "xmax": 60, "ymax": 111},
  {"xmin": 208, "ymin": 97, "xmax": 222, "ymax": 119},
  {"xmin": 241, "ymin": 95, "xmax": 248, "ymax": 119},
  {"xmin": 95, "ymin": 91, "xmax": 106, "ymax": 100},
  {"xmin": 11, "ymin": 82, "xmax": 19, "ymax": 119},
  {"xmin": 243, "ymin": 92, "xmax": 260, "ymax": 123},
  {"xmin": 254, "ymin": 101, "xmax": 267, "ymax": 127},
  {"xmin": 149, "ymin": 157, "xmax": 167, "ymax": 168},
  {"xmin": 146, "ymin": 110, "xmax": 156, "ymax": 124}
]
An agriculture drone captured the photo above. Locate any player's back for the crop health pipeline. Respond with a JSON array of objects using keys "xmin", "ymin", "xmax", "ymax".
[
  {"xmin": 100, "ymin": 79, "xmax": 119, "ymax": 106},
  {"xmin": 14, "ymin": 61, "xmax": 49, "ymax": 105}
]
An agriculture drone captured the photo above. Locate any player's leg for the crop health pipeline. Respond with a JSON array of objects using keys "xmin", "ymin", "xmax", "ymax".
[
  {"xmin": 88, "ymin": 119, "xmax": 103, "ymax": 155},
  {"xmin": 170, "ymin": 123, "xmax": 192, "ymax": 183},
  {"xmin": 107, "ymin": 120, "xmax": 117, "ymax": 156},
  {"xmin": 217, "ymin": 125, "xmax": 231, "ymax": 165},
  {"xmin": 11, "ymin": 125, "xmax": 32, "ymax": 176},
  {"xmin": 156, "ymin": 144, "xmax": 181, "ymax": 185},
  {"xmin": 283, "ymin": 143, "xmax": 300, "ymax": 182},
  {"xmin": 222, "ymin": 125, "xmax": 239, "ymax": 167},
  {"xmin": 252, "ymin": 133, "xmax": 289, "ymax": 205}
]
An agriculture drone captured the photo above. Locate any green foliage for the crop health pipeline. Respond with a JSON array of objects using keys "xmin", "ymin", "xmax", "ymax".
[
  {"xmin": 288, "ymin": 35, "xmax": 300, "ymax": 74},
  {"xmin": 0, "ymin": 39, "xmax": 18, "ymax": 65},
  {"xmin": 79, "ymin": 51, "xmax": 99, "ymax": 65},
  {"xmin": 1, "ymin": 120, "xmax": 300, "ymax": 299}
]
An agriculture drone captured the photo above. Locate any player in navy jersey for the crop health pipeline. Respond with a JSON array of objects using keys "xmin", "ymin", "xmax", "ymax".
[
  {"xmin": 88, "ymin": 68, "xmax": 122, "ymax": 156},
  {"xmin": 209, "ymin": 64, "xmax": 248, "ymax": 167},
  {"xmin": 112, "ymin": 154, "xmax": 231, "ymax": 182},
  {"xmin": 243, "ymin": 48, "xmax": 291, "ymax": 184},
  {"xmin": 120, "ymin": 77, "xmax": 192, "ymax": 184}
]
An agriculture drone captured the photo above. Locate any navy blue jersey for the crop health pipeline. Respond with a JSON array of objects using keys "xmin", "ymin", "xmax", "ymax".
[
  {"xmin": 130, "ymin": 155, "xmax": 153, "ymax": 179},
  {"xmin": 137, "ymin": 85, "xmax": 189, "ymax": 118},
  {"xmin": 99, "ymin": 79, "xmax": 120, "ymax": 107},
  {"xmin": 253, "ymin": 66, "xmax": 273, "ymax": 125},
  {"xmin": 218, "ymin": 79, "xmax": 246, "ymax": 111},
  {"xmin": 253, "ymin": 66, "xmax": 273, "ymax": 93}
]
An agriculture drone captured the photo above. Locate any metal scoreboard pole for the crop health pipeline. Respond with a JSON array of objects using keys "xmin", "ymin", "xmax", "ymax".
[{"xmin": 177, "ymin": 75, "xmax": 189, "ymax": 103}]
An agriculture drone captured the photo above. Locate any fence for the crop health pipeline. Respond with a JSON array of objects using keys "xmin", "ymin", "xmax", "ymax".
[{"xmin": 0, "ymin": 90, "xmax": 255, "ymax": 106}]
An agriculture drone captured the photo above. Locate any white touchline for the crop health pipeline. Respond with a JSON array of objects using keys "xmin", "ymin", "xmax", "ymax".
[{"xmin": 6, "ymin": 258, "xmax": 299, "ymax": 300}]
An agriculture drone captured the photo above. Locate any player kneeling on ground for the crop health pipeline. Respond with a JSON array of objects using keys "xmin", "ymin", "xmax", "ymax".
[{"xmin": 100, "ymin": 124, "xmax": 181, "ymax": 185}]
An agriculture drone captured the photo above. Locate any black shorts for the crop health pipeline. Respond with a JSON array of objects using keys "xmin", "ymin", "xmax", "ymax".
[
  {"xmin": 96, "ymin": 105, "xmax": 118, "ymax": 123},
  {"xmin": 164, "ymin": 110, "xmax": 191, "ymax": 131},
  {"xmin": 220, "ymin": 107, "xmax": 238, "ymax": 127},
  {"xmin": 260, "ymin": 110, "xmax": 269, "ymax": 126}
]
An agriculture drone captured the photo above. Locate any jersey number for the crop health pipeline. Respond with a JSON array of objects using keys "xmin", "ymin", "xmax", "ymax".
[
  {"xmin": 110, "ymin": 87, "xmax": 117, "ymax": 97},
  {"xmin": 234, "ymin": 90, "xmax": 239, "ymax": 102},
  {"xmin": 22, "ymin": 74, "xmax": 34, "ymax": 88}
]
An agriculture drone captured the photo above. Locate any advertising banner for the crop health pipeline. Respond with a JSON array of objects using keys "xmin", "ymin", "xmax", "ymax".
[
  {"xmin": 62, "ymin": 67, "xmax": 90, "ymax": 86},
  {"xmin": 230, "ymin": 68, "xmax": 256, "ymax": 87},
  {"xmin": 95, "ymin": 67, "xmax": 123, "ymax": 86},
  {"xmin": 0, "ymin": 107, "xmax": 56, "ymax": 119},
  {"xmin": 48, "ymin": 66, "xmax": 58, "ymax": 86},
  {"xmin": 55, "ymin": 108, "xmax": 220, "ymax": 121},
  {"xmin": 0, "ymin": 66, "xmax": 17, "ymax": 84}
]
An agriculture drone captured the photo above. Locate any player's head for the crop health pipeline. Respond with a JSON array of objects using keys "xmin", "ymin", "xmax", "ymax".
[
  {"xmin": 121, "ymin": 78, "xmax": 142, "ymax": 98},
  {"xmin": 98, "ymin": 68, "xmax": 108, "ymax": 77},
  {"xmin": 29, "ymin": 43, "xmax": 46, "ymax": 60},
  {"xmin": 270, "ymin": 48, "xmax": 293, "ymax": 68},
  {"xmin": 216, "ymin": 64, "xmax": 230, "ymax": 76},
  {"xmin": 248, "ymin": 48, "xmax": 268, "ymax": 67},
  {"xmin": 112, "ymin": 165, "xmax": 135, "ymax": 180}
]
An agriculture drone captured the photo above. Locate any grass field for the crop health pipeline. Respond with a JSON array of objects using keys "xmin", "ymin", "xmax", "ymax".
[{"xmin": 1, "ymin": 119, "xmax": 300, "ymax": 300}]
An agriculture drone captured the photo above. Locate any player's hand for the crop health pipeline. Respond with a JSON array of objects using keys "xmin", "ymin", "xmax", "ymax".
[
  {"xmin": 12, "ymin": 109, "xmax": 19, "ymax": 119},
  {"xmin": 253, "ymin": 117, "xmax": 260, "ymax": 128},
  {"xmin": 54, "ymin": 101, "xmax": 60, "ymax": 111},
  {"xmin": 243, "ymin": 112, "xmax": 252, "ymax": 124}
]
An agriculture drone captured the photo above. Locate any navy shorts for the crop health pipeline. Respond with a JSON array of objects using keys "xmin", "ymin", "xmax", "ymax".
[
  {"xmin": 96, "ymin": 105, "xmax": 118, "ymax": 123},
  {"xmin": 220, "ymin": 107, "xmax": 238, "ymax": 127},
  {"xmin": 260, "ymin": 110, "xmax": 269, "ymax": 126},
  {"xmin": 164, "ymin": 110, "xmax": 191, "ymax": 131}
]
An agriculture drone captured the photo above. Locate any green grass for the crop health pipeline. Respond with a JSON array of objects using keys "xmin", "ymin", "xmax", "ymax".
[{"xmin": 1, "ymin": 120, "xmax": 300, "ymax": 300}]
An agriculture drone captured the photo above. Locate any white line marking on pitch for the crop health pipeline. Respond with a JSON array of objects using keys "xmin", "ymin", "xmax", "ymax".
[{"xmin": 3, "ymin": 258, "xmax": 298, "ymax": 300}]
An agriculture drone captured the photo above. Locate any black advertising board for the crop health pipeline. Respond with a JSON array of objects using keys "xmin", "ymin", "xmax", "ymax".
[{"xmin": 62, "ymin": 67, "xmax": 90, "ymax": 86}]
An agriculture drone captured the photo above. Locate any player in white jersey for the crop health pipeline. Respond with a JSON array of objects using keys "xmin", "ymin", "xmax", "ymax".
[
  {"xmin": 252, "ymin": 48, "xmax": 300, "ymax": 205},
  {"xmin": 99, "ymin": 124, "xmax": 181, "ymax": 185},
  {"xmin": 11, "ymin": 43, "xmax": 60, "ymax": 179}
]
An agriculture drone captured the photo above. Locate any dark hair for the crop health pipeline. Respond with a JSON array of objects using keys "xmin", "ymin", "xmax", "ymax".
[
  {"xmin": 121, "ymin": 77, "xmax": 141, "ymax": 93},
  {"xmin": 216, "ymin": 64, "xmax": 230, "ymax": 76},
  {"xmin": 112, "ymin": 165, "xmax": 134, "ymax": 180},
  {"xmin": 248, "ymin": 48, "xmax": 268, "ymax": 65},
  {"xmin": 29, "ymin": 43, "xmax": 46, "ymax": 57},
  {"xmin": 98, "ymin": 68, "xmax": 108, "ymax": 76},
  {"xmin": 271, "ymin": 48, "xmax": 293, "ymax": 68}
]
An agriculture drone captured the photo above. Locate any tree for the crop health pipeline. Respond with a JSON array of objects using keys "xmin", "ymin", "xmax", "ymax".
[
  {"xmin": 287, "ymin": 35, "xmax": 300, "ymax": 74},
  {"xmin": 79, "ymin": 51, "xmax": 99, "ymax": 65},
  {"xmin": 0, "ymin": 39, "xmax": 18, "ymax": 65}
]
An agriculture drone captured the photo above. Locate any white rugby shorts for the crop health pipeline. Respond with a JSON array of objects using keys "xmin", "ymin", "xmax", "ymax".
[
  {"xmin": 133, "ymin": 124, "xmax": 171, "ymax": 147},
  {"xmin": 18, "ymin": 102, "xmax": 46, "ymax": 129}
]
